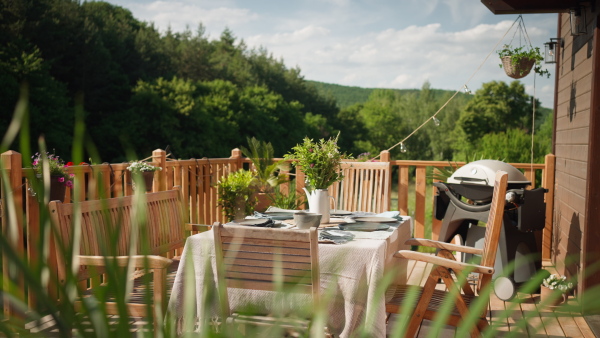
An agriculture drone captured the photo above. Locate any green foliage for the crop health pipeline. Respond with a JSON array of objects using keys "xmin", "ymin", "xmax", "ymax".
[
  {"xmin": 498, "ymin": 45, "xmax": 550, "ymax": 78},
  {"xmin": 241, "ymin": 137, "xmax": 289, "ymax": 193},
  {"xmin": 268, "ymin": 185, "xmax": 305, "ymax": 210},
  {"xmin": 216, "ymin": 169, "xmax": 257, "ymax": 221},
  {"xmin": 285, "ymin": 134, "xmax": 350, "ymax": 191}
]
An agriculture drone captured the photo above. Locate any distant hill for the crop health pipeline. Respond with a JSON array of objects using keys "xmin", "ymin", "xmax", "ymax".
[{"xmin": 307, "ymin": 81, "xmax": 460, "ymax": 109}]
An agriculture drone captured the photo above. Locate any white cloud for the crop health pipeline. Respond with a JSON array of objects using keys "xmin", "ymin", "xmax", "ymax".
[{"xmin": 128, "ymin": 2, "xmax": 259, "ymax": 34}]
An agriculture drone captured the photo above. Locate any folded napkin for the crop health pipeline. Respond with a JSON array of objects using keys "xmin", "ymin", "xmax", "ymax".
[{"xmin": 319, "ymin": 229, "xmax": 355, "ymax": 244}]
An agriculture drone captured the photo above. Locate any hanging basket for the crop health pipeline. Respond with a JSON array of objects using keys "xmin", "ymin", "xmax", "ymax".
[{"xmin": 501, "ymin": 56, "xmax": 536, "ymax": 79}]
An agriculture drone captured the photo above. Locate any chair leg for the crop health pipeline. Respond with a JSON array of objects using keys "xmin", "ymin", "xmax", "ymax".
[{"xmin": 406, "ymin": 271, "xmax": 439, "ymax": 337}]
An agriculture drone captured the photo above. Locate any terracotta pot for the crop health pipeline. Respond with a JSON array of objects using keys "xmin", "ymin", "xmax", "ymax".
[
  {"xmin": 540, "ymin": 286, "xmax": 566, "ymax": 307},
  {"xmin": 132, "ymin": 171, "xmax": 154, "ymax": 192},
  {"xmin": 50, "ymin": 176, "xmax": 67, "ymax": 201},
  {"xmin": 255, "ymin": 192, "xmax": 271, "ymax": 212}
]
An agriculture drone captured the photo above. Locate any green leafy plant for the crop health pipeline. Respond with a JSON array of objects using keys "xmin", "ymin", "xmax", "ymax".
[
  {"xmin": 284, "ymin": 133, "xmax": 351, "ymax": 192},
  {"xmin": 31, "ymin": 151, "xmax": 74, "ymax": 187},
  {"xmin": 241, "ymin": 137, "xmax": 289, "ymax": 193},
  {"xmin": 268, "ymin": 185, "xmax": 305, "ymax": 210},
  {"xmin": 497, "ymin": 45, "xmax": 550, "ymax": 78},
  {"xmin": 216, "ymin": 169, "xmax": 257, "ymax": 221}
]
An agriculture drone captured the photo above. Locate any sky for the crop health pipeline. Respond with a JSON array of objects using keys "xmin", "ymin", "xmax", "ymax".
[{"xmin": 107, "ymin": 0, "xmax": 559, "ymax": 107}]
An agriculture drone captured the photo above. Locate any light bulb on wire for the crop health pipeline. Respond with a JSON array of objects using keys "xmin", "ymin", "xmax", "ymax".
[
  {"xmin": 433, "ymin": 116, "xmax": 440, "ymax": 126},
  {"xmin": 400, "ymin": 143, "xmax": 408, "ymax": 153}
]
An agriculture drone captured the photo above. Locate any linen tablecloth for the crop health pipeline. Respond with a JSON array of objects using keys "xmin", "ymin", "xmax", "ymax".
[{"xmin": 168, "ymin": 217, "xmax": 412, "ymax": 337}]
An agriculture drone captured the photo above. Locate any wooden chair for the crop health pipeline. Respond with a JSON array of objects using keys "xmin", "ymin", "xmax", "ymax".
[
  {"xmin": 49, "ymin": 189, "xmax": 209, "ymax": 328},
  {"xmin": 213, "ymin": 222, "xmax": 323, "ymax": 335},
  {"xmin": 329, "ymin": 161, "xmax": 391, "ymax": 213},
  {"xmin": 385, "ymin": 171, "xmax": 508, "ymax": 337}
]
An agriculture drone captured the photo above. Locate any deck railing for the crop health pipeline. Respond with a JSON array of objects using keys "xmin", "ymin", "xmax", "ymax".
[{"xmin": 0, "ymin": 149, "xmax": 555, "ymax": 315}]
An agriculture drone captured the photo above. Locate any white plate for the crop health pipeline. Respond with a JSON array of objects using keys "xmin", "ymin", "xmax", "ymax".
[
  {"xmin": 354, "ymin": 216, "xmax": 398, "ymax": 223},
  {"xmin": 330, "ymin": 210, "xmax": 353, "ymax": 216}
]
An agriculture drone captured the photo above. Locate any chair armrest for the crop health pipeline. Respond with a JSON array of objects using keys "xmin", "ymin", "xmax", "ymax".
[
  {"xmin": 394, "ymin": 250, "xmax": 494, "ymax": 275},
  {"xmin": 78, "ymin": 255, "xmax": 172, "ymax": 269},
  {"xmin": 185, "ymin": 223, "xmax": 211, "ymax": 232},
  {"xmin": 405, "ymin": 238, "xmax": 483, "ymax": 255}
]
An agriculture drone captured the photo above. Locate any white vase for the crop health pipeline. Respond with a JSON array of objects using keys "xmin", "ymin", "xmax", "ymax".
[{"xmin": 303, "ymin": 188, "xmax": 331, "ymax": 224}]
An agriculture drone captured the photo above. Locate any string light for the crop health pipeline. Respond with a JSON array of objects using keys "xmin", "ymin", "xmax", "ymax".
[
  {"xmin": 433, "ymin": 116, "xmax": 441, "ymax": 126},
  {"xmin": 372, "ymin": 15, "xmax": 521, "ymax": 160}
]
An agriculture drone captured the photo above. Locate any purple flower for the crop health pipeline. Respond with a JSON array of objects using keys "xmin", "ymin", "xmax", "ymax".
[
  {"xmin": 309, "ymin": 148, "xmax": 313, "ymax": 153},
  {"xmin": 65, "ymin": 181, "xmax": 73, "ymax": 188},
  {"xmin": 33, "ymin": 160, "xmax": 38, "ymax": 166},
  {"xmin": 58, "ymin": 177, "xmax": 65, "ymax": 183},
  {"xmin": 310, "ymin": 163, "xmax": 315, "ymax": 168}
]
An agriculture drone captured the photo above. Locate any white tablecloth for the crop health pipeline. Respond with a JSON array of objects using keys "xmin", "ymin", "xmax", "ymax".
[{"xmin": 168, "ymin": 217, "xmax": 412, "ymax": 337}]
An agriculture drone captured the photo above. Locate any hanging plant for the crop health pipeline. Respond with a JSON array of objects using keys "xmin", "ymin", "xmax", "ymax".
[{"xmin": 497, "ymin": 45, "xmax": 550, "ymax": 79}]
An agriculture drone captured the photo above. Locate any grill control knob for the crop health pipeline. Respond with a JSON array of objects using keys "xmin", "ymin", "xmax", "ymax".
[{"xmin": 505, "ymin": 191, "xmax": 517, "ymax": 203}]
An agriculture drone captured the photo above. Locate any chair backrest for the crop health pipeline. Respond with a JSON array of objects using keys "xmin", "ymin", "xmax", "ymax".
[
  {"xmin": 49, "ymin": 189, "xmax": 187, "ymax": 283},
  {"xmin": 213, "ymin": 223, "xmax": 320, "ymax": 316},
  {"xmin": 329, "ymin": 161, "xmax": 391, "ymax": 213},
  {"xmin": 477, "ymin": 171, "xmax": 508, "ymax": 290}
]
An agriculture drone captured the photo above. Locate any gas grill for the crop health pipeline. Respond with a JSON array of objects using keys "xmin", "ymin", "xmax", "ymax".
[{"xmin": 434, "ymin": 160, "xmax": 546, "ymax": 300}]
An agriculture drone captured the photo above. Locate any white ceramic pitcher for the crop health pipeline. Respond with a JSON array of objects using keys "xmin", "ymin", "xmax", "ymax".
[{"xmin": 303, "ymin": 188, "xmax": 334, "ymax": 224}]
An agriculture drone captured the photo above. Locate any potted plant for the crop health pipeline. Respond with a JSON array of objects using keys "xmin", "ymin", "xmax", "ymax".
[
  {"xmin": 216, "ymin": 169, "xmax": 257, "ymax": 221},
  {"xmin": 540, "ymin": 273, "xmax": 573, "ymax": 307},
  {"xmin": 284, "ymin": 133, "xmax": 351, "ymax": 223},
  {"xmin": 497, "ymin": 45, "xmax": 550, "ymax": 79},
  {"xmin": 32, "ymin": 152, "xmax": 74, "ymax": 201},
  {"xmin": 127, "ymin": 161, "xmax": 162, "ymax": 192},
  {"xmin": 241, "ymin": 137, "xmax": 289, "ymax": 212}
]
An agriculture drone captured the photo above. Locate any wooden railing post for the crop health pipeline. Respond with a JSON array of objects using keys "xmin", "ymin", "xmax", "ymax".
[
  {"xmin": 379, "ymin": 150, "xmax": 392, "ymax": 212},
  {"xmin": 542, "ymin": 154, "xmax": 556, "ymax": 260},
  {"xmin": 230, "ymin": 148, "xmax": 243, "ymax": 172},
  {"xmin": 1, "ymin": 151, "xmax": 25, "ymax": 319},
  {"xmin": 152, "ymin": 149, "xmax": 167, "ymax": 192}
]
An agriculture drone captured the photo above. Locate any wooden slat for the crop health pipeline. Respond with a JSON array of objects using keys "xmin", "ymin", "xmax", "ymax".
[
  {"xmin": 223, "ymin": 257, "xmax": 311, "ymax": 270},
  {"xmin": 222, "ymin": 236, "xmax": 311, "ymax": 250},
  {"xmin": 414, "ymin": 167, "xmax": 426, "ymax": 238},
  {"xmin": 226, "ymin": 264, "xmax": 311, "ymax": 278},
  {"xmin": 224, "ymin": 251, "xmax": 311, "ymax": 264},
  {"xmin": 225, "ymin": 279, "xmax": 313, "ymax": 293},
  {"xmin": 223, "ymin": 244, "xmax": 310, "ymax": 257},
  {"xmin": 225, "ymin": 271, "xmax": 311, "ymax": 284}
]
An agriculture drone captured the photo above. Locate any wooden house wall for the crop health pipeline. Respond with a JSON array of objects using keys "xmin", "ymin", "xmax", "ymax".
[{"xmin": 553, "ymin": 3, "xmax": 598, "ymax": 298}]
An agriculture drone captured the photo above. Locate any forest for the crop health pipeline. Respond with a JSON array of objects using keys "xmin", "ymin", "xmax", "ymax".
[{"xmin": 0, "ymin": 0, "xmax": 552, "ymax": 164}]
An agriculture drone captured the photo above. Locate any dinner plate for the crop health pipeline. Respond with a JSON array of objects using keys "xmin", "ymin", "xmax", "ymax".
[
  {"xmin": 339, "ymin": 223, "xmax": 390, "ymax": 232},
  {"xmin": 354, "ymin": 216, "xmax": 398, "ymax": 223},
  {"xmin": 330, "ymin": 210, "xmax": 353, "ymax": 216},
  {"xmin": 263, "ymin": 211, "xmax": 294, "ymax": 220},
  {"xmin": 234, "ymin": 219, "xmax": 271, "ymax": 226}
]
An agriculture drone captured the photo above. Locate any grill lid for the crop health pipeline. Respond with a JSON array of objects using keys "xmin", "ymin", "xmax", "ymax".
[{"xmin": 447, "ymin": 160, "xmax": 530, "ymax": 187}]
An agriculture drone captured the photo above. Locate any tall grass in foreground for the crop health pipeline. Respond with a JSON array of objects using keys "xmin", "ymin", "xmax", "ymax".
[{"xmin": 1, "ymin": 88, "xmax": 600, "ymax": 337}]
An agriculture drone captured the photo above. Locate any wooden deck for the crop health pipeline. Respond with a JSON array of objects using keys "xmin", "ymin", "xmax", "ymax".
[
  {"xmin": 25, "ymin": 259, "xmax": 595, "ymax": 337},
  {"xmin": 386, "ymin": 259, "xmax": 596, "ymax": 337}
]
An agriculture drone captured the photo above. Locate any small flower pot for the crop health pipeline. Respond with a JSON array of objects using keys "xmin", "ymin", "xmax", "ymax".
[
  {"xmin": 131, "ymin": 171, "xmax": 154, "ymax": 192},
  {"xmin": 49, "ymin": 175, "xmax": 67, "ymax": 201},
  {"xmin": 501, "ymin": 56, "xmax": 536, "ymax": 79},
  {"xmin": 255, "ymin": 192, "xmax": 271, "ymax": 212},
  {"xmin": 540, "ymin": 285, "xmax": 566, "ymax": 308}
]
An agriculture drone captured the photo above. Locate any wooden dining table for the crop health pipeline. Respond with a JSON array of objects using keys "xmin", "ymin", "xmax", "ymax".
[{"xmin": 168, "ymin": 216, "xmax": 412, "ymax": 338}]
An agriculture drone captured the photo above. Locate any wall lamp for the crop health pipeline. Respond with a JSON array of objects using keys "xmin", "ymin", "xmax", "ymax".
[
  {"xmin": 544, "ymin": 38, "xmax": 562, "ymax": 64},
  {"xmin": 570, "ymin": 6, "xmax": 587, "ymax": 36}
]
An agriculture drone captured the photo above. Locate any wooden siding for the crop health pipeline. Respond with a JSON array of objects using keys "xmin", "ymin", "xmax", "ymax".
[{"xmin": 553, "ymin": 3, "xmax": 598, "ymax": 301}]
